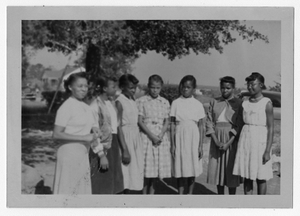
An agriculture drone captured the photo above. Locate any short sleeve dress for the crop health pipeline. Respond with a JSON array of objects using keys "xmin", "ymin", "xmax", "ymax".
[
  {"xmin": 170, "ymin": 96, "xmax": 205, "ymax": 178},
  {"xmin": 116, "ymin": 94, "xmax": 144, "ymax": 190},
  {"xmin": 53, "ymin": 97, "xmax": 97, "ymax": 194},
  {"xmin": 233, "ymin": 97, "xmax": 273, "ymax": 180},
  {"xmin": 136, "ymin": 94, "xmax": 171, "ymax": 179}
]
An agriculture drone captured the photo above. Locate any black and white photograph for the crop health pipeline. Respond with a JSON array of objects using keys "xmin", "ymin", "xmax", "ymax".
[{"xmin": 6, "ymin": 5, "xmax": 294, "ymax": 211}]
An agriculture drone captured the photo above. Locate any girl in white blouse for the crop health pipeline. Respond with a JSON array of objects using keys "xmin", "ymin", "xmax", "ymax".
[{"xmin": 170, "ymin": 75, "xmax": 205, "ymax": 194}]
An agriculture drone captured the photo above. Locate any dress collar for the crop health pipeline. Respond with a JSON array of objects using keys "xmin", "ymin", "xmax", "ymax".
[{"xmin": 145, "ymin": 94, "xmax": 163, "ymax": 102}]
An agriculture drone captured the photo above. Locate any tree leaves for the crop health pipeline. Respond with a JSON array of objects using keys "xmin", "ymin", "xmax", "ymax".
[{"xmin": 22, "ymin": 20, "xmax": 269, "ymax": 83}]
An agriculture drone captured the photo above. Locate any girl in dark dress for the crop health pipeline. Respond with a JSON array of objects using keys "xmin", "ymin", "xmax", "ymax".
[{"xmin": 89, "ymin": 76, "xmax": 124, "ymax": 194}]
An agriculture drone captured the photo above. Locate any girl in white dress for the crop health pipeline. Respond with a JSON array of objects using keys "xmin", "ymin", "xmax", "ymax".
[
  {"xmin": 116, "ymin": 74, "xmax": 144, "ymax": 193},
  {"xmin": 170, "ymin": 75, "xmax": 205, "ymax": 194},
  {"xmin": 233, "ymin": 72, "xmax": 274, "ymax": 195},
  {"xmin": 53, "ymin": 72, "xmax": 101, "ymax": 194}
]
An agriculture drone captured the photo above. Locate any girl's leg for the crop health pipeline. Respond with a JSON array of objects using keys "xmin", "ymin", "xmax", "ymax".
[
  {"xmin": 177, "ymin": 178, "xmax": 185, "ymax": 194},
  {"xmin": 217, "ymin": 185, "xmax": 225, "ymax": 195},
  {"xmin": 149, "ymin": 178, "xmax": 155, "ymax": 195},
  {"xmin": 123, "ymin": 189, "xmax": 130, "ymax": 194},
  {"xmin": 187, "ymin": 177, "xmax": 195, "ymax": 195},
  {"xmin": 228, "ymin": 187, "xmax": 236, "ymax": 195},
  {"xmin": 243, "ymin": 178, "xmax": 253, "ymax": 195},
  {"xmin": 256, "ymin": 179, "xmax": 267, "ymax": 195},
  {"xmin": 143, "ymin": 178, "xmax": 149, "ymax": 194}
]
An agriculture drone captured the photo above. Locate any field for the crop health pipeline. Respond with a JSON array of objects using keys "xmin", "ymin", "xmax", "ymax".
[{"xmin": 21, "ymin": 86, "xmax": 281, "ymax": 195}]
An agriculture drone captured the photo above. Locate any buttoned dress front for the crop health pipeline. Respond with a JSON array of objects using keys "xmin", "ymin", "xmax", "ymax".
[{"xmin": 137, "ymin": 95, "xmax": 171, "ymax": 179}]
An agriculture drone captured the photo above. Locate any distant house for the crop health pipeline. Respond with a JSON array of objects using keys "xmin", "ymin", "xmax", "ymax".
[{"xmin": 42, "ymin": 66, "xmax": 85, "ymax": 91}]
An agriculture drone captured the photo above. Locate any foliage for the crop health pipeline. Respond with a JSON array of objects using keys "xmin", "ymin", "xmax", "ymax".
[
  {"xmin": 22, "ymin": 20, "xmax": 269, "ymax": 91},
  {"xmin": 269, "ymin": 82, "xmax": 281, "ymax": 92},
  {"xmin": 268, "ymin": 74, "xmax": 281, "ymax": 92},
  {"xmin": 41, "ymin": 91, "xmax": 69, "ymax": 112}
]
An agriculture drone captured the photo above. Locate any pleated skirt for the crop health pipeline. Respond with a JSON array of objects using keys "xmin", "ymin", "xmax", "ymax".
[
  {"xmin": 233, "ymin": 124, "xmax": 273, "ymax": 180},
  {"xmin": 207, "ymin": 122, "xmax": 240, "ymax": 187},
  {"xmin": 173, "ymin": 120, "xmax": 203, "ymax": 178}
]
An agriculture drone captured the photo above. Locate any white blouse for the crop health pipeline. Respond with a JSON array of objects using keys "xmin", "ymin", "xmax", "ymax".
[{"xmin": 170, "ymin": 96, "xmax": 205, "ymax": 122}]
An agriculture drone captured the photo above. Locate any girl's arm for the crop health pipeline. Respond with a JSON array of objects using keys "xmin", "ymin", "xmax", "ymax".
[
  {"xmin": 53, "ymin": 125, "xmax": 95, "ymax": 144},
  {"xmin": 263, "ymin": 101, "xmax": 274, "ymax": 164},
  {"xmin": 206, "ymin": 100, "xmax": 222, "ymax": 147},
  {"xmin": 115, "ymin": 100, "xmax": 131, "ymax": 165},
  {"xmin": 158, "ymin": 117, "xmax": 170, "ymax": 139},
  {"xmin": 138, "ymin": 115, "xmax": 161, "ymax": 145},
  {"xmin": 198, "ymin": 117, "xmax": 205, "ymax": 159},
  {"xmin": 170, "ymin": 116, "xmax": 176, "ymax": 158}
]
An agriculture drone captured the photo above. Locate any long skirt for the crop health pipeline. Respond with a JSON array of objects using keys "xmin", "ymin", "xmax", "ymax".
[
  {"xmin": 89, "ymin": 134, "xmax": 124, "ymax": 194},
  {"xmin": 173, "ymin": 120, "xmax": 203, "ymax": 178},
  {"xmin": 53, "ymin": 143, "xmax": 91, "ymax": 195},
  {"xmin": 121, "ymin": 125, "xmax": 144, "ymax": 190},
  {"xmin": 233, "ymin": 124, "xmax": 273, "ymax": 180},
  {"xmin": 141, "ymin": 122, "xmax": 171, "ymax": 179},
  {"xmin": 207, "ymin": 122, "xmax": 240, "ymax": 187}
]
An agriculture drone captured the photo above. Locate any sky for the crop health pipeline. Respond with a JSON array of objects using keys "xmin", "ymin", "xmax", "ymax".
[{"xmin": 28, "ymin": 20, "xmax": 281, "ymax": 88}]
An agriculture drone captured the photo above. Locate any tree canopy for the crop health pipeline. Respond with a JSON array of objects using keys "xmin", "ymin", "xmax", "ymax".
[{"xmin": 22, "ymin": 20, "xmax": 269, "ymax": 81}]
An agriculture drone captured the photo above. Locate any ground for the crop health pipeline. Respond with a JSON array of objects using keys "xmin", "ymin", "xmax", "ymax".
[{"xmin": 21, "ymin": 99, "xmax": 281, "ymax": 195}]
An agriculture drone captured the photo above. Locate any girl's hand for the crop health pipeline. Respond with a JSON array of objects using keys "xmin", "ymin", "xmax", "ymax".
[
  {"xmin": 219, "ymin": 143, "xmax": 230, "ymax": 151},
  {"xmin": 122, "ymin": 149, "xmax": 131, "ymax": 165},
  {"xmin": 262, "ymin": 151, "xmax": 271, "ymax": 165},
  {"xmin": 215, "ymin": 140, "xmax": 223, "ymax": 148},
  {"xmin": 157, "ymin": 132, "xmax": 164, "ymax": 140},
  {"xmin": 99, "ymin": 155, "xmax": 109, "ymax": 171},
  {"xmin": 84, "ymin": 134, "xmax": 95, "ymax": 143},
  {"xmin": 151, "ymin": 135, "xmax": 161, "ymax": 146},
  {"xmin": 198, "ymin": 145, "xmax": 203, "ymax": 159}
]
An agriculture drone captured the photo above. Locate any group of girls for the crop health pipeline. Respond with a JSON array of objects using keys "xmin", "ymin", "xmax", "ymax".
[{"xmin": 52, "ymin": 71, "xmax": 274, "ymax": 195}]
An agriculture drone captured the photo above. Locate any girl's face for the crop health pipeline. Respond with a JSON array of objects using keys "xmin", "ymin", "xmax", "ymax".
[
  {"xmin": 181, "ymin": 80, "xmax": 195, "ymax": 98},
  {"xmin": 148, "ymin": 81, "xmax": 162, "ymax": 98},
  {"xmin": 123, "ymin": 82, "xmax": 137, "ymax": 97},
  {"xmin": 247, "ymin": 79, "xmax": 263, "ymax": 95},
  {"xmin": 69, "ymin": 77, "xmax": 88, "ymax": 100},
  {"xmin": 220, "ymin": 82, "xmax": 234, "ymax": 99},
  {"xmin": 104, "ymin": 80, "xmax": 117, "ymax": 97}
]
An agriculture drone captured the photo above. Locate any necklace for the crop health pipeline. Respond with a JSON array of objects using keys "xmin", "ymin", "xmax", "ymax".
[{"xmin": 249, "ymin": 95, "xmax": 263, "ymax": 102}]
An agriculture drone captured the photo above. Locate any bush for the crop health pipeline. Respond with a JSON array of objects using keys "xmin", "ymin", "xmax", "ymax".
[{"xmin": 41, "ymin": 91, "xmax": 69, "ymax": 113}]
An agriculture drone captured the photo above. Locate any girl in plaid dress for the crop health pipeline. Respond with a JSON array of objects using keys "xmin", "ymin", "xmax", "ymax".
[{"xmin": 137, "ymin": 75, "xmax": 171, "ymax": 194}]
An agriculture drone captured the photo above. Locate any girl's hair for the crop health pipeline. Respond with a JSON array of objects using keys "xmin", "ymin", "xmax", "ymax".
[
  {"xmin": 220, "ymin": 76, "xmax": 236, "ymax": 88},
  {"xmin": 119, "ymin": 74, "xmax": 139, "ymax": 88},
  {"xmin": 95, "ymin": 75, "xmax": 118, "ymax": 93},
  {"xmin": 178, "ymin": 75, "xmax": 197, "ymax": 95},
  {"xmin": 245, "ymin": 72, "xmax": 266, "ymax": 89},
  {"xmin": 63, "ymin": 72, "xmax": 87, "ymax": 94},
  {"xmin": 148, "ymin": 74, "xmax": 164, "ymax": 86}
]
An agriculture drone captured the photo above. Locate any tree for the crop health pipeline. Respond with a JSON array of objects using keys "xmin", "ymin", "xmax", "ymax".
[
  {"xmin": 22, "ymin": 20, "xmax": 269, "ymax": 87},
  {"xmin": 269, "ymin": 73, "xmax": 281, "ymax": 92}
]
